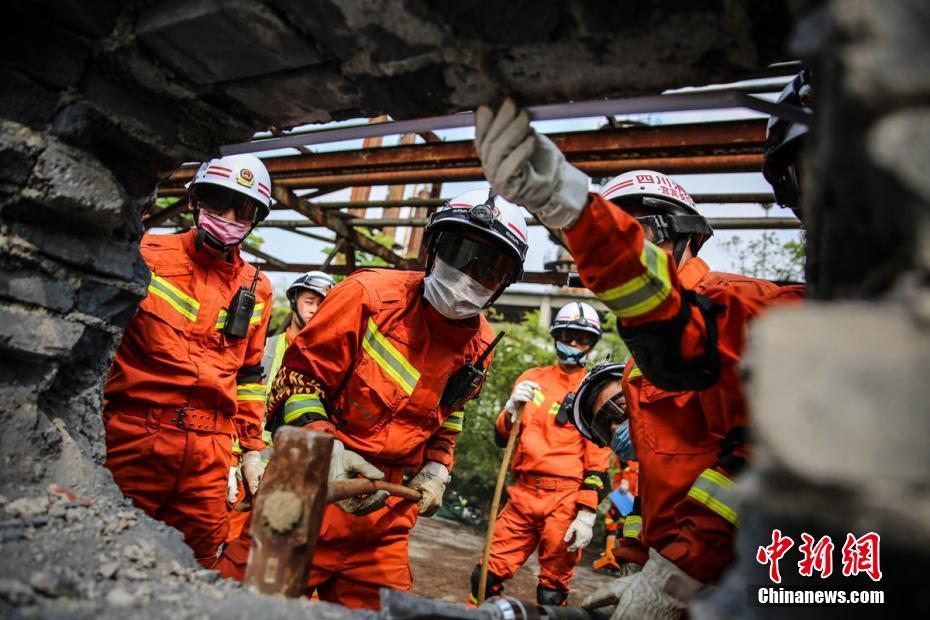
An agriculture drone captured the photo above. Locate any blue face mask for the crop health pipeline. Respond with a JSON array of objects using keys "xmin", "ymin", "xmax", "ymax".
[
  {"xmin": 610, "ymin": 420, "xmax": 637, "ymax": 460},
  {"xmin": 555, "ymin": 341, "xmax": 587, "ymax": 367}
]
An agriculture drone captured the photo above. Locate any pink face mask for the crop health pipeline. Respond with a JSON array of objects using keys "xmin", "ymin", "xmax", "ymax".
[{"xmin": 197, "ymin": 210, "xmax": 251, "ymax": 246}]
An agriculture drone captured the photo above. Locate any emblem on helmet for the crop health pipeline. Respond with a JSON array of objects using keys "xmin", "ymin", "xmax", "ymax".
[{"xmin": 237, "ymin": 168, "xmax": 255, "ymax": 188}]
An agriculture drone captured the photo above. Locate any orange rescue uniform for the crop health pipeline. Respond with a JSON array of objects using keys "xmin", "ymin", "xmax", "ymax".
[
  {"xmin": 218, "ymin": 269, "xmax": 495, "ymax": 609},
  {"xmin": 104, "ymin": 229, "xmax": 272, "ymax": 566},
  {"xmin": 564, "ymin": 193, "xmax": 804, "ymax": 583},
  {"xmin": 479, "ymin": 364, "xmax": 611, "ymax": 598}
]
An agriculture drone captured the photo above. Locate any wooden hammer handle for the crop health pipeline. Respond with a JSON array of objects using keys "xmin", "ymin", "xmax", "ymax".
[{"xmin": 235, "ymin": 478, "xmax": 420, "ymax": 511}]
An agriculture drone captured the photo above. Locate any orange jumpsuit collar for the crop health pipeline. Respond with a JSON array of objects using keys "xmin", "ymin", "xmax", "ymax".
[
  {"xmin": 182, "ymin": 228, "xmax": 243, "ymax": 274},
  {"xmin": 677, "ymin": 256, "xmax": 710, "ymax": 289}
]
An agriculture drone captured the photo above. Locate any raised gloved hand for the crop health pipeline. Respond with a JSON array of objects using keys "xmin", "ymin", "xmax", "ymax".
[
  {"xmin": 407, "ymin": 461, "xmax": 450, "ymax": 517},
  {"xmin": 475, "ymin": 99, "xmax": 590, "ymax": 229},
  {"xmin": 329, "ymin": 439, "xmax": 388, "ymax": 515},
  {"xmin": 239, "ymin": 450, "xmax": 265, "ymax": 497},
  {"xmin": 582, "ymin": 549, "xmax": 704, "ymax": 620},
  {"xmin": 505, "ymin": 380, "xmax": 541, "ymax": 421},
  {"xmin": 563, "ymin": 509, "xmax": 597, "ymax": 552}
]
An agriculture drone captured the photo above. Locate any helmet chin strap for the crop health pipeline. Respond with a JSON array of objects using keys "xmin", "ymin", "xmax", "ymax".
[
  {"xmin": 290, "ymin": 303, "xmax": 306, "ymax": 330},
  {"xmin": 672, "ymin": 235, "xmax": 690, "ymax": 265}
]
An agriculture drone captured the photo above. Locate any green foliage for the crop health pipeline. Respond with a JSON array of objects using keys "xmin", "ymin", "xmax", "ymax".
[
  {"xmin": 269, "ymin": 295, "xmax": 292, "ymax": 334},
  {"xmin": 450, "ymin": 307, "xmax": 628, "ymax": 508},
  {"xmin": 719, "ymin": 231, "xmax": 806, "ymax": 282}
]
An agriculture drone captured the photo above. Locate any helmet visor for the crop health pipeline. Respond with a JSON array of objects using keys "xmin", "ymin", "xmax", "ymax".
[
  {"xmin": 554, "ymin": 327, "xmax": 599, "ymax": 348},
  {"xmin": 435, "ymin": 232, "xmax": 516, "ymax": 289},
  {"xmin": 193, "ymin": 184, "xmax": 263, "ymax": 223},
  {"xmin": 589, "ymin": 392, "xmax": 627, "ymax": 446},
  {"xmin": 636, "ymin": 215, "xmax": 671, "ymax": 245}
]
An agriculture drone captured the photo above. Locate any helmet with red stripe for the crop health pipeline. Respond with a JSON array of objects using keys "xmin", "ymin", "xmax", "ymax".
[
  {"xmin": 599, "ymin": 170, "xmax": 712, "ymax": 261},
  {"xmin": 424, "ymin": 187, "xmax": 528, "ymax": 301},
  {"xmin": 190, "ymin": 154, "xmax": 272, "ymax": 223}
]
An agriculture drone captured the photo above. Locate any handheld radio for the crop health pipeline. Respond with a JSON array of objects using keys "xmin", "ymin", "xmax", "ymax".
[
  {"xmin": 440, "ymin": 331, "xmax": 505, "ymax": 411},
  {"xmin": 223, "ymin": 268, "xmax": 261, "ymax": 339}
]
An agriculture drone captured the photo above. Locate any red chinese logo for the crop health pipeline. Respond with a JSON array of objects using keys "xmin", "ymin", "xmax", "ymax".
[
  {"xmin": 757, "ymin": 530, "xmax": 881, "ymax": 583},
  {"xmin": 841, "ymin": 532, "xmax": 882, "ymax": 582},
  {"xmin": 798, "ymin": 533, "xmax": 834, "ymax": 578},
  {"xmin": 756, "ymin": 529, "xmax": 794, "ymax": 583}
]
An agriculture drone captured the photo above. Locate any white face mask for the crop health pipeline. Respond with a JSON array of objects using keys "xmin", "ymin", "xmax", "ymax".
[{"xmin": 423, "ymin": 258, "xmax": 496, "ymax": 320}]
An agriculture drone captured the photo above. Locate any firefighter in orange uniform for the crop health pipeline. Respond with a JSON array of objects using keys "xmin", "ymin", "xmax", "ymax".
[
  {"xmin": 475, "ymin": 97, "xmax": 806, "ymax": 618},
  {"xmin": 226, "ymin": 270, "xmax": 338, "ymax": 543},
  {"xmin": 217, "ymin": 188, "xmax": 529, "ymax": 610},
  {"xmin": 104, "ymin": 154, "xmax": 274, "ymax": 567},
  {"xmin": 468, "ymin": 302, "xmax": 611, "ymax": 606}
]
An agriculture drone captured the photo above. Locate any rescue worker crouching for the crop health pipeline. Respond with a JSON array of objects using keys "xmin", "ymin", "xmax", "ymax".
[
  {"xmin": 216, "ymin": 188, "xmax": 529, "ymax": 610},
  {"xmin": 473, "ymin": 96, "xmax": 807, "ymax": 618},
  {"xmin": 104, "ymin": 154, "xmax": 274, "ymax": 567},
  {"xmin": 468, "ymin": 302, "xmax": 612, "ymax": 607}
]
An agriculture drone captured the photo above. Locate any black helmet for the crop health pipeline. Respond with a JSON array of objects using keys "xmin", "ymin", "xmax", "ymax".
[
  {"xmin": 763, "ymin": 70, "xmax": 812, "ymax": 219},
  {"xmin": 570, "ymin": 361, "xmax": 626, "ymax": 447}
]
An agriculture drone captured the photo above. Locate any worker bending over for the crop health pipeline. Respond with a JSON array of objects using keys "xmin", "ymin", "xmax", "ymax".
[
  {"xmin": 104, "ymin": 155, "xmax": 273, "ymax": 567},
  {"xmin": 469, "ymin": 302, "xmax": 611, "ymax": 606},
  {"xmin": 218, "ymin": 188, "xmax": 529, "ymax": 610}
]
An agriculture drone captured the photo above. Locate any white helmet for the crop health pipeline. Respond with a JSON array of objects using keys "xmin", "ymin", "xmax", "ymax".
[
  {"xmin": 599, "ymin": 170, "xmax": 712, "ymax": 259},
  {"xmin": 190, "ymin": 154, "xmax": 273, "ymax": 221},
  {"xmin": 550, "ymin": 302, "xmax": 602, "ymax": 339},
  {"xmin": 424, "ymin": 188, "xmax": 529, "ymax": 296}
]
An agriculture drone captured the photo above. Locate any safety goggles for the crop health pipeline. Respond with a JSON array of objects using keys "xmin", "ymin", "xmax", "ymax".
[
  {"xmin": 193, "ymin": 184, "xmax": 262, "ymax": 224},
  {"xmin": 436, "ymin": 233, "xmax": 516, "ymax": 289},
  {"xmin": 589, "ymin": 391, "xmax": 627, "ymax": 446},
  {"xmin": 636, "ymin": 214, "xmax": 672, "ymax": 246},
  {"xmin": 554, "ymin": 328, "xmax": 598, "ymax": 348}
]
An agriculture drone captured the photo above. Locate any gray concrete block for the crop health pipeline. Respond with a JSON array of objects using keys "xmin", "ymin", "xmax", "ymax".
[
  {"xmin": 137, "ymin": 0, "xmax": 322, "ymax": 85},
  {"xmin": 0, "ymin": 303, "xmax": 85, "ymax": 361},
  {"xmin": 22, "ymin": 139, "xmax": 126, "ymax": 232},
  {"xmin": 748, "ymin": 303, "xmax": 930, "ymax": 487}
]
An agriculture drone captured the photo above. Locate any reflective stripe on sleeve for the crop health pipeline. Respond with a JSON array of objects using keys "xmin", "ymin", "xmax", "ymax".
[
  {"xmin": 361, "ymin": 318, "xmax": 421, "ymax": 395},
  {"xmin": 283, "ymin": 393, "xmax": 327, "ymax": 424},
  {"xmin": 687, "ymin": 468, "xmax": 739, "ymax": 525},
  {"xmin": 583, "ymin": 474, "xmax": 604, "ymax": 489},
  {"xmin": 622, "ymin": 514, "xmax": 643, "ymax": 539},
  {"xmin": 148, "ymin": 275, "xmax": 200, "ymax": 322},
  {"xmin": 441, "ymin": 410, "xmax": 464, "ymax": 433},
  {"xmin": 236, "ymin": 383, "xmax": 265, "ymax": 402},
  {"xmin": 597, "ymin": 242, "xmax": 672, "ymax": 319}
]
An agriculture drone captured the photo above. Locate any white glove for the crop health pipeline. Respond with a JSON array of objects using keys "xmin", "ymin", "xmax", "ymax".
[
  {"xmin": 617, "ymin": 562, "xmax": 644, "ymax": 578},
  {"xmin": 475, "ymin": 99, "xmax": 591, "ymax": 229},
  {"xmin": 240, "ymin": 450, "xmax": 265, "ymax": 497},
  {"xmin": 227, "ymin": 466, "xmax": 238, "ymax": 504},
  {"xmin": 582, "ymin": 549, "xmax": 704, "ymax": 620},
  {"xmin": 505, "ymin": 380, "xmax": 541, "ymax": 421},
  {"xmin": 563, "ymin": 509, "xmax": 597, "ymax": 552},
  {"xmin": 407, "ymin": 461, "xmax": 449, "ymax": 517},
  {"xmin": 329, "ymin": 439, "xmax": 388, "ymax": 515}
]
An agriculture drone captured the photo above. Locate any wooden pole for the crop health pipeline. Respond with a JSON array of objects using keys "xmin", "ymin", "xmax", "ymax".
[{"xmin": 477, "ymin": 409, "xmax": 523, "ymax": 604}]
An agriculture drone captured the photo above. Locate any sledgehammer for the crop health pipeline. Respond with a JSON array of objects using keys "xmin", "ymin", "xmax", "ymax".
[{"xmin": 242, "ymin": 427, "xmax": 420, "ymax": 596}]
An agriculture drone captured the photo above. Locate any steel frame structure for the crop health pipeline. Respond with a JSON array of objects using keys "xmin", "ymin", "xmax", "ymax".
[{"xmin": 149, "ymin": 88, "xmax": 802, "ymax": 279}]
